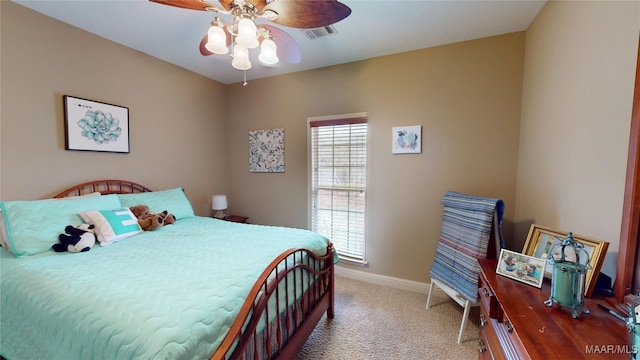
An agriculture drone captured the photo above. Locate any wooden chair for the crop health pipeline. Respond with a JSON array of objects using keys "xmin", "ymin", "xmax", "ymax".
[{"xmin": 426, "ymin": 191, "xmax": 504, "ymax": 344}]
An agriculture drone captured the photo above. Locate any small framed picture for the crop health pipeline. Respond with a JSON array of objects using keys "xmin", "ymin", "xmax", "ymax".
[
  {"xmin": 248, "ymin": 128, "xmax": 285, "ymax": 173},
  {"xmin": 64, "ymin": 95, "xmax": 130, "ymax": 153},
  {"xmin": 496, "ymin": 249, "xmax": 546, "ymax": 288},
  {"xmin": 392, "ymin": 125, "xmax": 421, "ymax": 154}
]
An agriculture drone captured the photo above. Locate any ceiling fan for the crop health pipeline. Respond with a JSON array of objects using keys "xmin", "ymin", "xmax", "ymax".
[{"xmin": 149, "ymin": 0, "xmax": 351, "ymax": 73}]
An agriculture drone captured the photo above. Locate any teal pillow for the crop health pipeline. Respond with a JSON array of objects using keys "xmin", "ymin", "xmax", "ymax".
[
  {"xmin": 0, "ymin": 194, "xmax": 122, "ymax": 257},
  {"xmin": 79, "ymin": 207, "xmax": 142, "ymax": 245},
  {"xmin": 117, "ymin": 187, "xmax": 195, "ymax": 220}
]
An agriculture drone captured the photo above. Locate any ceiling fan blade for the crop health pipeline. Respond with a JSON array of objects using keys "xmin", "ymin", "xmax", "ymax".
[
  {"xmin": 264, "ymin": 0, "xmax": 351, "ymax": 29},
  {"xmin": 217, "ymin": 0, "xmax": 233, "ymax": 10},
  {"xmin": 199, "ymin": 30, "xmax": 232, "ymax": 56},
  {"xmin": 199, "ymin": 36, "xmax": 214, "ymax": 56},
  {"xmin": 248, "ymin": 0, "xmax": 268, "ymax": 11},
  {"xmin": 262, "ymin": 25, "xmax": 301, "ymax": 64},
  {"xmin": 149, "ymin": 0, "xmax": 218, "ymax": 11}
]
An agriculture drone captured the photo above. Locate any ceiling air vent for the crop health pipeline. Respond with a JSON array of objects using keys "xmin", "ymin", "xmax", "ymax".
[{"xmin": 303, "ymin": 25, "xmax": 338, "ymax": 39}]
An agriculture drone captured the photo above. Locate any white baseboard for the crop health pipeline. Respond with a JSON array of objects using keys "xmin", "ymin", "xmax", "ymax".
[{"xmin": 335, "ymin": 265, "xmax": 439, "ymax": 295}]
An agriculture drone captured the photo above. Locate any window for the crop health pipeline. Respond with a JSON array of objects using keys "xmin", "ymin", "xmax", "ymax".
[{"xmin": 309, "ymin": 114, "xmax": 367, "ymax": 263}]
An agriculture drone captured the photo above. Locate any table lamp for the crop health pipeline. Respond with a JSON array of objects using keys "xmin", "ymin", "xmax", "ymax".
[{"xmin": 212, "ymin": 194, "xmax": 228, "ymax": 219}]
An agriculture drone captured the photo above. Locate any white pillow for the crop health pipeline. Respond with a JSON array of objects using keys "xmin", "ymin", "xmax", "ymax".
[{"xmin": 79, "ymin": 207, "xmax": 142, "ymax": 246}]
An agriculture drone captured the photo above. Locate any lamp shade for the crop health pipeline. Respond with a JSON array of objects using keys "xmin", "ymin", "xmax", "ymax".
[
  {"xmin": 212, "ymin": 195, "xmax": 228, "ymax": 210},
  {"xmin": 236, "ymin": 18, "xmax": 259, "ymax": 49},
  {"xmin": 205, "ymin": 25, "xmax": 229, "ymax": 54},
  {"xmin": 231, "ymin": 45, "xmax": 251, "ymax": 70},
  {"xmin": 258, "ymin": 38, "xmax": 278, "ymax": 65}
]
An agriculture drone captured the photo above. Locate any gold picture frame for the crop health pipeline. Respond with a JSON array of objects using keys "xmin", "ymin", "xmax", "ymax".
[{"xmin": 522, "ymin": 224, "xmax": 609, "ymax": 297}]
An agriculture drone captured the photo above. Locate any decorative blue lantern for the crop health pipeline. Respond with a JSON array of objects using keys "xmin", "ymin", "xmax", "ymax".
[{"xmin": 544, "ymin": 232, "xmax": 591, "ymax": 318}]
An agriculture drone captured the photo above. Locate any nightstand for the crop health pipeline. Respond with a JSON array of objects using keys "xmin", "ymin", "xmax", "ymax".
[{"xmin": 223, "ymin": 215, "xmax": 249, "ymax": 223}]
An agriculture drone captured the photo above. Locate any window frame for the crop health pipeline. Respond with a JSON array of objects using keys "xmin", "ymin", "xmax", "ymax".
[{"xmin": 307, "ymin": 112, "xmax": 369, "ymax": 265}]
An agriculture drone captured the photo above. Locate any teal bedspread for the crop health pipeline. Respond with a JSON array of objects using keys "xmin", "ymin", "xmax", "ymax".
[{"xmin": 0, "ymin": 217, "xmax": 330, "ymax": 360}]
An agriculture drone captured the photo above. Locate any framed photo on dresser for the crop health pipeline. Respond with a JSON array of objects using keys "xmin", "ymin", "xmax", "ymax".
[
  {"xmin": 496, "ymin": 249, "xmax": 545, "ymax": 288},
  {"xmin": 521, "ymin": 224, "xmax": 608, "ymax": 297}
]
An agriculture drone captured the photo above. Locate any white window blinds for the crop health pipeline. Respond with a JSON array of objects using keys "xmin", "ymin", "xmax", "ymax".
[{"xmin": 310, "ymin": 117, "xmax": 367, "ymax": 262}]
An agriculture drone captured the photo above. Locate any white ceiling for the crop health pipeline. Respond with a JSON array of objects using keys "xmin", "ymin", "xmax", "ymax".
[{"xmin": 13, "ymin": 0, "xmax": 546, "ymax": 85}]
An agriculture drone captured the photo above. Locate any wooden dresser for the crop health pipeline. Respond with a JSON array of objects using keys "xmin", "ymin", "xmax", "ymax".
[{"xmin": 478, "ymin": 258, "xmax": 630, "ymax": 359}]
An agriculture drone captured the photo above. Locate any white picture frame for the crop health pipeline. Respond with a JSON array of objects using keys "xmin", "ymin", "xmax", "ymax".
[
  {"xmin": 496, "ymin": 249, "xmax": 546, "ymax": 288},
  {"xmin": 392, "ymin": 125, "xmax": 421, "ymax": 154},
  {"xmin": 249, "ymin": 128, "xmax": 285, "ymax": 173}
]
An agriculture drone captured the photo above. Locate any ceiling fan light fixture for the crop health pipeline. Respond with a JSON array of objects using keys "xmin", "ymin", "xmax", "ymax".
[
  {"xmin": 150, "ymin": 0, "xmax": 352, "ymax": 82},
  {"xmin": 258, "ymin": 38, "xmax": 278, "ymax": 65},
  {"xmin": 205, "ymin": 24, "xmax": 229, "ymax": 54},
  {"xmin": 231, "ymin": 44, "xmax": 251, "ymax": 70},
  {"xmin": 236, "ymin": 18, "xmax": 259, "ymax": 49},
  {"xmin": 263, "ymin": 9, "xmax": 278, "ymax": 21}
]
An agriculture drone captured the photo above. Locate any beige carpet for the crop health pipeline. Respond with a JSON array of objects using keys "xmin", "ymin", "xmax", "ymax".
[{"xmin": 296, "ymin": 276, "xmax": 479, "ymax": 360}]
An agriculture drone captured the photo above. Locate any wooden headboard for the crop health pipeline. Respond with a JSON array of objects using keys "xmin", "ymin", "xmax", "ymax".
[{"xmin": 53, "ymin": 179, "xmax": 152, "ymax": 198}]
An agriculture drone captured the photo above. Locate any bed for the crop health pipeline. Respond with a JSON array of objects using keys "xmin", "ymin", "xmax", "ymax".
[{"xmin": 0, "ymin": 179, "xmax": 335, "ymax": 360}]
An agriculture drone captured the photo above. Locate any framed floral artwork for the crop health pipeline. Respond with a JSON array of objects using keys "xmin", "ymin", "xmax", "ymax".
[
  {"xmin": 249, "ymin": 128, "xmax": 285, "ymax": 173},
  {"xmin": 63, "ymin": 95, "xmax": 130, "ymax": 153},
  {"xmin": 392, "ymin": 125, "xmax": 421, "ymax": 154}
]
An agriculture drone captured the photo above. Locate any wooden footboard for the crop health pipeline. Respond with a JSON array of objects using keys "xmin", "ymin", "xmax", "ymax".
[{"xmin": 211, "ymin": 244, "xmax": 335, "ymax": 360}]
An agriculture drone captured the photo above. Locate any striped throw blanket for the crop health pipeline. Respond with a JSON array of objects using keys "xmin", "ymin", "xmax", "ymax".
[{"xmin": 429, "ymin": 191, "xmax": 505, "ymax": 304}]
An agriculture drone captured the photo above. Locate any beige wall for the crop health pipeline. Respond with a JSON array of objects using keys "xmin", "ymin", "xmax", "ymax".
[
  {"xmin": 515, "ymin": 0, "xmax": 639, "ymax": 278},
  {"xmin": 225, "ymin": 33, "xmax": 524, "ymax": 281},
  {"xmin": 2, "ymin": 0, "xmax": 639, "ymax": 285},
  {"xmin": 0, "ymin": 2, "xmax": 230, "ymax": 215},
  {"xmin": 0, "ymin": 1, "xmax": 3, "ymax": 195}
]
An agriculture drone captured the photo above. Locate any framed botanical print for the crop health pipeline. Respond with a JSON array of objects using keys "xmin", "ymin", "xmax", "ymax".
[
  {"xmin": 249, "ymin": 128, "xmax": 285, "ymax": 173},
  {"xmin": 63, "ymin": 95, "xmax": 130, "ymax": 153}
]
